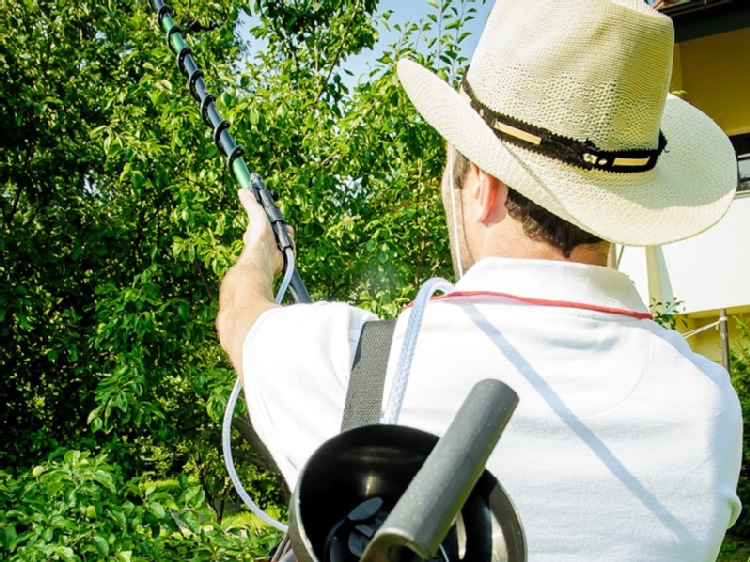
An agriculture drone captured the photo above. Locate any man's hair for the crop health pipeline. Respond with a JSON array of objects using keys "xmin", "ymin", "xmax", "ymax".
[{"xmin": 450, "ymin": 147, "xmax": 605, "ymax": 258}]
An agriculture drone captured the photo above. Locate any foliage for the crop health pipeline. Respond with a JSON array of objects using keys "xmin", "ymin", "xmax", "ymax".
[
  {"xmin": 718, "ymin": 538, "xmax": 750, "ymax": 562},
  {"xmin": 1, "ymin": 0, "xmax": 486, "ymax": 557},
  {"xmin": 728, "ymin": 319, "xmax": 750, "ymax": 540},
  {"xmin": 230, "ymin": 0, "xmax": 482, "ymax": 316},
  {"xmin": 0, "ymin": 0, "xmax": 485, "ymax": 456},
  {"xmin": 0, "ymin": 449, "xmax": 281, "ymax": 561},
  {"xmin": 1, "ymin": 0, "xmax": 239, "ymax": 476},
  {"xmin": 649, "ymin": 298, "xmax": 688, "ymax": 331}
]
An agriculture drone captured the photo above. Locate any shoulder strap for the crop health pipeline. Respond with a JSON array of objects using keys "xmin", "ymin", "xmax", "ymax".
[
  {"xmin": 340, "ymin": 319, "xmax": 397, "ymax": 432},
  {"xmin": 270, "ymin": 319, "xmax": 396, "ymax": 562}
]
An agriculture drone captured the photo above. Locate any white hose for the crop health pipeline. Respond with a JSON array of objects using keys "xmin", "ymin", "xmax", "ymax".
[
  {"xmin": 381, "ymin": 277, "xmax": 455, "ymax": 425},
  {"xmin": 221, "ymin": 248, "xmax": 297, "ymax": 532},
  {"xmin": 222, "ymin": 257, "xmax": 453, "ymax": 527}
]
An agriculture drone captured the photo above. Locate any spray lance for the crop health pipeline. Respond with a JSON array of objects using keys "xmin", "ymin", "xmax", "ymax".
[
  {"xmin": 147, "ymin": 0, "xmax": 309, "ymax": 305},
  {"xmin": 147, "ymin": 0, "xmax": 309, "ymax": 531}
]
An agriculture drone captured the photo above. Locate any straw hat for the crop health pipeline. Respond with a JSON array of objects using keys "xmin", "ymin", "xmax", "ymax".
[{"xmin": 397, "ymin": 0, "xmax": 738, "ymax": 246}]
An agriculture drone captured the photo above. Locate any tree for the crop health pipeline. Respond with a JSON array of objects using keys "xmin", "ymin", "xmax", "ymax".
[
  {"xmin": 1, "ymin": 0, "xmax": 255, "ymax": 486},
  {"xmin": 1, "ymin": 0, "xmax": 487, "ymax": 540}
]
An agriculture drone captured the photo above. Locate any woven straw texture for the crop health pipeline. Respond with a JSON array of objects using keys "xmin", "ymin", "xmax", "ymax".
[{"xmin": 397, "ymin": 0, "xmax": 737, "ymax": 246}]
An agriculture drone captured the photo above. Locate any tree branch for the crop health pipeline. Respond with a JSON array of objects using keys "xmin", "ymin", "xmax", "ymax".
[{"xmin": 313, "ymin": 0, "xmax": 362, "ymax": 105}]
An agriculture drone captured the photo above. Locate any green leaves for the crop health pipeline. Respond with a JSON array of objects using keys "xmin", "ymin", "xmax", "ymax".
[
  {"xmin": 2, "ymin": 0, "xmax": 485, "ymax": 556},
  {"xmin": 0, "ymin": 451, "xmax": 273, "ymax": 561}
]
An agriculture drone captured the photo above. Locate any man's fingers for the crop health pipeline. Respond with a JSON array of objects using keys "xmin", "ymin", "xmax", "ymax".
[
  {"xmin": 238, "ymin": 189, "xmax": 269, "ymax": 248},
  {"xmin": 238, "ymin": 188, "xmax": 264, "ymax": 220},
  {"xmin": 238, "ymin": 189, "xmax": 295, "ymax": 248},
  {"xmin": 235, "ymin": 188, "xmax": 291, "ymax": 278}
]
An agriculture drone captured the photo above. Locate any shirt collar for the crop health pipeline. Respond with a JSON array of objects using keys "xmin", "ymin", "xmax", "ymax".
[{"xmin": 452, "ymin": 257, "xmax": 650, "ymax": 316}]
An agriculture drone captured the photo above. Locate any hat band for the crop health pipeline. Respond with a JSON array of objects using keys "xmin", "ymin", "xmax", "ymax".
[{"xmin": 460, "ymin": 78, "xmax": 667, "ymax": 174}]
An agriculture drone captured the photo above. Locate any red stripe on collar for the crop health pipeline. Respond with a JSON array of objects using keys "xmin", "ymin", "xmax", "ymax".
[{"xmin": 411, "ymin": 290, "xmax": 653, "ymax": 320}]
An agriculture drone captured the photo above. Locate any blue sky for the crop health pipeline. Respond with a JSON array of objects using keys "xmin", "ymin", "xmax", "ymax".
[
  {"xmin": 239, "ymin": 0, "xmax": 493, "ymax": 86},
  {"xmin": 346, "ymin": 0, "xmax": 492, "ymax": 82},
  {"xmin": 376, "ymin": 0, "xmax": 491, "ymax": 46}
]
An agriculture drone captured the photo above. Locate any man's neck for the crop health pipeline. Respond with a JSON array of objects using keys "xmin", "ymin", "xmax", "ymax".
[{"xmin": 479, "ymin": 220, "xmax": 610, "ymax": 267}]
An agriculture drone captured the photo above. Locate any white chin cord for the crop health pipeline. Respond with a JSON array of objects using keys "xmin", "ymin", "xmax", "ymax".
[
  {"xmin": 221, "ymin": 248, "xmax": 296, "ymax": 532},
  {"xmin": 448, "ymin": 147, "xmax": 464, "ymax": 279}
]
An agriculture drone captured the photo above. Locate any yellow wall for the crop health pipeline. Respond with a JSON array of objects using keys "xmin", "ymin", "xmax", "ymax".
[
  {"xmin": 676, "ymin": 307, "xmax": 750, "ymax": 363},
  {"xmin": 673, "ymin": 27, "xmax": 750, "ymax": 136},
  {"xmin": 664, "ymin": 24, "xmax": 750, "ymax": 366},
  {"xmin": 679, "ymin": 312, "xmax": 750, "ymax": 364}
]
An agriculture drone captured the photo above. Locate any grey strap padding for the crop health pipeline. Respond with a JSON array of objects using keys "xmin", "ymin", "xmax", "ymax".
[{"xmin": 341, "ymin": 319, "xmax": 397, "ymax": 432}]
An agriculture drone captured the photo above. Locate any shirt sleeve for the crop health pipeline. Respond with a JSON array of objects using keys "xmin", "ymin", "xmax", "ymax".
[{"xmin": 241, "ymin": 301, "xmax": 378, "ymax": 487}]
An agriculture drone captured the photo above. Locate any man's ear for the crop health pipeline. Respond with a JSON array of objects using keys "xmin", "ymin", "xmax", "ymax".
[{"xmin": 471, "ymin": 163, "xmax": 502, "ymax": 222}]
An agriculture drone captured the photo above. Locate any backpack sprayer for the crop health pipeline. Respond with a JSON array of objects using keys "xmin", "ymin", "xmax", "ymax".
[{"xmin": 147, "ymin": 3, "xmax": 526, "ymax": 560}]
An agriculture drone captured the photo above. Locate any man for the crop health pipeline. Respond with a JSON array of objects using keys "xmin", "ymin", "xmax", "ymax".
[{"xmin": 217, "ymin": 0, "xmax": 742, "ymax": 559}]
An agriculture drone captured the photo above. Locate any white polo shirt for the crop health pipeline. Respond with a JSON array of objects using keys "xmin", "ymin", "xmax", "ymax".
[{"xmin": 243, "ymin": 257, "xmax": 742, "ymax": 561}]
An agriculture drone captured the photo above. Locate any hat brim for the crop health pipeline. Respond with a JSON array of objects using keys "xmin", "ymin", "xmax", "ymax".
[{"xmin": 397, "ymin": 59, "xmax": 737, "ymax": 246}]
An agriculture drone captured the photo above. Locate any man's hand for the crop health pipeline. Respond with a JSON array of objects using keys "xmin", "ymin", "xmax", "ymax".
[
  {"xmin": 236, "ymin": 188, "xmax": 287, "ymax": 280},
  {"xmin": 216, "ymin": 189, "xmax": 289, "ymax": 380}
]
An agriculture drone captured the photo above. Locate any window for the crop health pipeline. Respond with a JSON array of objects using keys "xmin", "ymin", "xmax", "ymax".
[{"xmin": 731, "ymin": 134, "xmax": 750, "ymax": 193}]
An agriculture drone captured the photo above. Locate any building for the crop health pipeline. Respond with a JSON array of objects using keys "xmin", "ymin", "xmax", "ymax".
[{"xmin": 617, "ymin": 0, "xmax": 750, "ymax": 366}]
